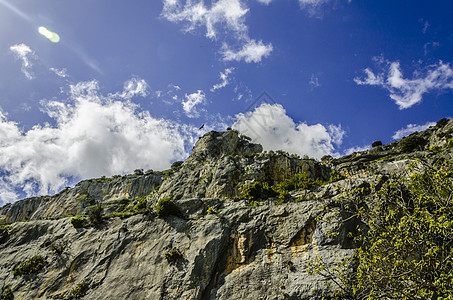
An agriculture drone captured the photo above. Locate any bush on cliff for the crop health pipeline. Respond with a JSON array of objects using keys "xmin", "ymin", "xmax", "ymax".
[
  {"xmin": 311, "ymin": 160, "xmax": 453, "ymax": 299},
  {"xmin": 13, "ymin": 255, "xmax": 48, "ymax": 277},
  {"xmin": 156, "ymin": 197, "xmax": 182, "ymax": 218}
]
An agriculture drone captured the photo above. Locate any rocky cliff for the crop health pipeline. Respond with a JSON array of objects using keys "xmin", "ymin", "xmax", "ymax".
[{"xmin": 0, "ymin": 119, "xmax": 452, "ymax": 299}]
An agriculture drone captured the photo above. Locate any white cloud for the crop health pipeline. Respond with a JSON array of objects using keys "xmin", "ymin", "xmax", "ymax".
[
  {"xmin": 49, "ymin": 67, "xmax": 68, "ymax": 78},
  {"xmin": 9, "ymin": 43, "xmax": 35, "ymax": 79},
  {"xmin": 182, "ymin": 90, "xmax": 207, "ymax": 118},
  {"xmin": 298, "ymin": 0, "xmax": 331, "ymax": 16},
  {"xmin": 211, "ymin": 67, "xmax": 235, "ymax": 91},
  {"xmin": 256, "ymin": 0, "xmax": 273, "ymax": 4},
  {"xmin": 161, "ymin": 0, "xmax": 273, "ymax": 63},
  {"xmin": 110, "ymin": 77, "xmax": 150, "ymax": 100},
  {"xmin": 162, "ymin": 0, "xmax": 249, "ymax": 39},
  {"xmin": 222, "ymin": 39, "xmax": 273, "ymax": 63},
  {"xmin": 0, "ymin": 80, "xmax": 198, "ymax": 203},
  {"xmin": 392, "ymin": 121, "xmax": 436, "ymax": 140},
  {"xmin": 232, "ymin": 103, "xmax": 344, "ymax": 159},
  {"xmin": 354, "ymin": 60, "xmax": 453, "ymax": 109},
  {"xmin": 309, "ymin": 74, "xmax": 320, "ymax": 88}
]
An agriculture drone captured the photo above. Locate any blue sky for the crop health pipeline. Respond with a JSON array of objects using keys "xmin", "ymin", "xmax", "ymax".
[{"xmin": 0, "ymin": 0, "xmax": 452, "ymax": 203}]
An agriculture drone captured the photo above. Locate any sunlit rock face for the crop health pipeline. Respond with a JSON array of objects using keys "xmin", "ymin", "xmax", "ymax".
[{"xmin": 0, "ymin": 119, "xmax": 452, "ymax": 299}]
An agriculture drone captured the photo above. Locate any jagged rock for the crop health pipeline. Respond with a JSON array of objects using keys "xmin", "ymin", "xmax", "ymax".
[
  {"xmin": 157, "ymin": 130, "xmax": 330, "ymax": 201},
  {"xmin": 0, "ymin": 118, "xmax": 452, "ymax": 299},
  {"xmin": 0, "ymin": 173, "xmax": 162, "ymax": 224}
]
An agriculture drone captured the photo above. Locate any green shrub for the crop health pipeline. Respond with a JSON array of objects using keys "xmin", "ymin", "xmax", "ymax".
[
  {"xmin": 13, "ymin": 255, "xmax": 48, "ymax": 277},
  {"xmin": 277, "ymin": 190, "xmax": 291, "ymax": 204},
  {"xmin": 156, "ymin": 197, "xmax": 182, "ymax": 218},
  {"xmin": 274, "ymin": 172, "xmax": 319, "ymax": 193},
  {"xmin": 70, "ymin": 216, "xmax": 88, "ymax": 228},
  {"xmin": 242, "ymin": 181, "xmax": 277, "ymax": 201},
  {"xmin": 133, "ymin": 196, "xmax": 148, "ymax": 212},
  {"xmin": 65, "ymin": 280, "xmax": 88, "ymax": 300},
  {"xmin": 171, "ymin": 161, "xmax": 183, "ymax": 170},
  {"xmin": 400, "ymin": 135, "xmax": 426, "ymax": 153},
  {"xmin": 321, "ymin": 155, "xmax": 333, "ymax": 161},
  {"xmin": 0, "ymin": 288, "xmax": 13, "ymax": 300},
  {"xmin": 312, "ymin": 161, "xmax": 453, "ymax": 299},
  {"xmin": 428, "ymin": 145, "xmax": 442, "ymax": 153},
  {"xmin": 329, "ymin": 170, "xmax": 345, "ymax": 183},
  {"xmin": 88, "ymin": 202, "xmax": 104, "ymax": 225},
  {"xmin": 371, "ymin": 140, "xmax": 383, "ymax": 147},
  {"xmin": 435, "ymin": 117, "xmax": 449, "ymax": 128},
  {"xmin": 134, "ymin": 169, "xmax": 144, "ymax": 176},
  {"xmin": 164, "ymin": 247, "xmax": 183, "ymax": 263}
]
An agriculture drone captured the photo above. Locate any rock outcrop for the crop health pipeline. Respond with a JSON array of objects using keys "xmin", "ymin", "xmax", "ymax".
[{"xmin": 0, "ymin": 119, "xmax": 452, "ymax": 299}]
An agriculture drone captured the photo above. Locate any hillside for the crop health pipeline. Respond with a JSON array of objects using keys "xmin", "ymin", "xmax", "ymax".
[{"xmin": 0, "ymin": 118, "xmax": 452, "ymax": 299}]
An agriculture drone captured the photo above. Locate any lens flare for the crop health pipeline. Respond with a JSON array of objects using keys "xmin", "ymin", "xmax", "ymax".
[{"xmin": 38, "ymin": 26, "xmax": 60, "ymax": 43}]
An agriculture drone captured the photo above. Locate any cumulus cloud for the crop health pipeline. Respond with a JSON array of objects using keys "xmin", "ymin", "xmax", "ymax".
[
  {"xmin": 232, "ymin": 103, "xmax": 344, "ymax": 159},
  {"xmin": 161, "ymin": 0, "xmax": 273, "ymax": 63},
  {"xmin": 182, "ymin": 90, "xmax": 207, "ymax": 118},
  {"xmin": 110, "ymin": 77, "xmax": 150, "ymax": 100},
  {"xmin": 162, "ymin": 0, "xmax": 249, "ymax": 39},
  {"xmin": 392, "ymin": 121, "xmax": 436, "ymax": 140},
  {"xmin": 211, "ymin": 68, "xmax": 235, "ymax": 91},
  {"xmin": 0, "ymin": 79, "xmax": 198, "ymax": 204},
  {"xmin": 9, "ymin": 43, "xmax": 36, "ymax": 79},
  {"xmin": 354, "ymin": 59, "xmax": 453, "ymax": 109},
  {"xmin": 222, "ymin": 40, "xmax": 273, "ymax": 63}
]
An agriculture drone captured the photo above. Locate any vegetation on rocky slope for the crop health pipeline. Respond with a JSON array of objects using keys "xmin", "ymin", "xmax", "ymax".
[{"xmin": 310, "ymin": 159, "xmax": 453, "ymax": 299}]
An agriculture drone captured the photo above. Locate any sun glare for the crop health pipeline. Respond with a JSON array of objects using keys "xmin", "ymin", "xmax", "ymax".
[{"xmin": 38, "ymin": 26, "xmax": 60, "ymax": 43}]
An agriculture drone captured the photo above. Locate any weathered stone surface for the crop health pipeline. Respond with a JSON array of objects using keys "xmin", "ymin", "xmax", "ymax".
[
  {"xmin": 0, "ymin": 119, "xmax": 452, "ymax": 299},
  {"xmin": 0, "ymin": 173, "xmax": 162, "ymax": 224}
]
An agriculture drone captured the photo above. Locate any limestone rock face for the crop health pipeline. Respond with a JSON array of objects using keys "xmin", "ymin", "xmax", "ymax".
[
  {"xmin": 157, "ymin": 130, "xmax": 330, "ymax": 201},
  {"xmin": 0, "ymin": 198, "xmax": 355, "ymax": 300},
  {"xmin": 0, "ymin": 119, "xmax": 452, "ymax": 299},
  {"xmin": 0, "ymin": 174, "xmax": 162, "ymax": 224}
]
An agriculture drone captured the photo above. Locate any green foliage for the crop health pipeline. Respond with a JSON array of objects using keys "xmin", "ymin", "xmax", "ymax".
[
  {"xmin": 428, "ymin": 145, "xmax": 442, "ymax": 153},
  {"xmin": 171, "ymin": 161, "xmax": 183, "ymax": 170},
  {"xmin": 319, "ymin": 161, "xmax": 453, "ymax": 299},
  {"xmin": 88, "ymin": 202, "xmax": 104, "ymax": 225},
  {"xmin": 70, "ymin": 216, "xmax": 88, "ymax": 228},
  {"xmin": 0, "ymin": 288, "xmax": 13, "ymax": 300},
  {"xmin": 206, "ymin": 206, "xmax": 221, "ymax": 215},
  {"xmin": 156, "ymin": 197, "xmax": 182, "ymax": 218},
  {"xmin": 164, "ymin": 247, "xmax": 183, "ymax": 263},
  {"xmin": 242, "ymin": 181, "xmax": 277, "ymax": 201},
  {"xmin": 435, "ymin": 117, "xmax": 449, "ymax": 128},
  {"xmin": 400, "ymin": 135, "xmax": 426, "ymax": 153},
  {"xmin": 329, "ymin": 170, "xmax": 345, "ymax": 183},
  {"xmin": 321, "ymin": 155, "xmax": 333, "ymax": 162},
  {"xmin": 65, "ymin": 280, "xmax": 88, "ymax": 300},
  {"xmin": 134, "ymin": 169, "xmax": 144, "ymax": 176},
  {"xmin": 274, "ymin": 172, "xmax": 320, "ymax": 193},
  {"xmin": 76, "ymin": 193, "xmax": 95, "ymax": 206},
  {"xmin": 371, "ymin": 140, "xmax": 382, "ymax": 147},
  {"xmin": 13, "ymin": 255, "xmax": 48, "ymax": 277},
  {"xmin": 277, "ymin": 190, "xmax": 291, "ymax": 204},
  {"xmin": 133, "ymin": 196, "xmax": 148, "ymax": 211}
]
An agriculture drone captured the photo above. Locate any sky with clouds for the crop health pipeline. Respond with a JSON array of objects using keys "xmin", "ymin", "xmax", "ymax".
[{"xmin": 0, "ymin": 0, "xmax": 452, "ymax": 204}]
